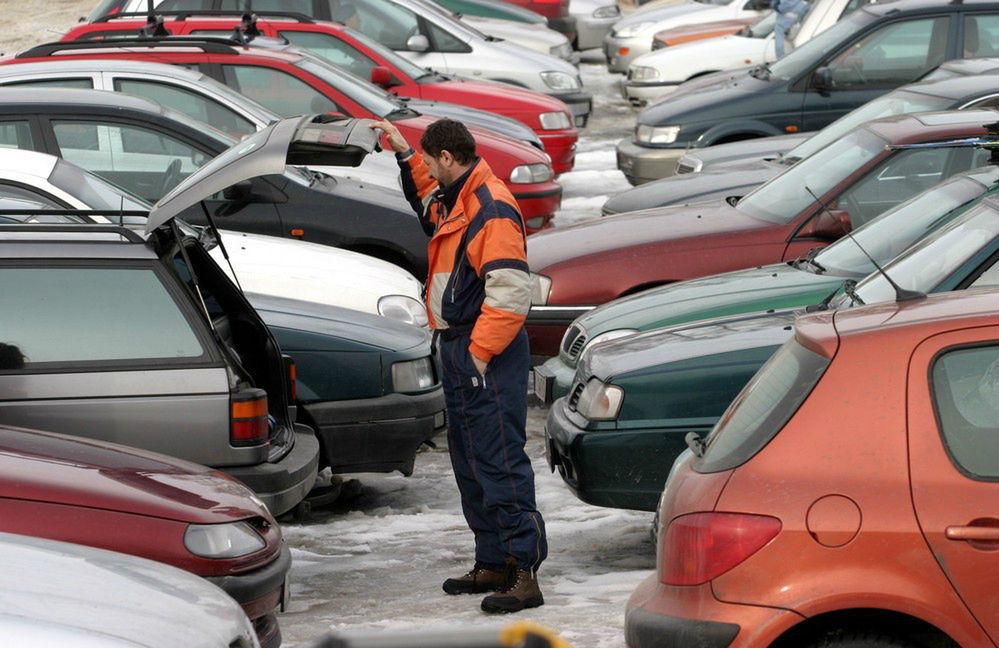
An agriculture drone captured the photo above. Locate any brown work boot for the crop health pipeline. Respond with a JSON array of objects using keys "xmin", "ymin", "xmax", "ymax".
[
  {"xmin": 442, "ymin": 564, "xmax": 509, "ymax": 595},
  {"xmin": 480, "ymin": 568, "xmax": 544, "ymax": 613}
]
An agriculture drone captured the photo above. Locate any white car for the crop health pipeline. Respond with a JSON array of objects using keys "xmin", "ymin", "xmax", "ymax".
[
  {"xmin": 624, "ymin": 0, "xmax": 874, "ymax": 104},
  {"xmin": 604, "ymin": 0, "xmax": 768, "ymax": 73},
  {"xmin": 0, "ymin": 532, "xmax": 259, "ymax": 648},
  {"xmin": 0, "ymin": 149, "xmax": 428, "ymax": 326}
]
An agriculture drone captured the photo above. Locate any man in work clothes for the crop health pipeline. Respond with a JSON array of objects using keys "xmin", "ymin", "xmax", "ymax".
[{"xmin": 369, "ymin": 118, "xmax": 548, "ymax": 614}]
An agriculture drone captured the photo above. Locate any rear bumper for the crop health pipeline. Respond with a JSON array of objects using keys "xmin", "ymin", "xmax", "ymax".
[
  {"xmin": 206, "ymin": 544, "xmax": 292, "ymax": 648},
  {"xmin": 551, "ymin": 91, "xmax": 593, "ymax": 128},
  {"xmin": 515, "ymin": 185, "xmax": 563, "ymax": 233},
  {"xmin": 616, "ymin": 138, "xmax": 687, "ymax": 185},
  {"xmin": 539, "ymin": 130, "xmax": 578, "ymax": 175},
  {"xmin": 626, "ymin": 607, "xmax": 739, "ymax": 648},
  {"xmin": 223, "ymin": 426, "xmax": 320, "ymax": 517},
  {"xmin": 305, "ymin": 389, "xmax": 446, "ymax": 475}
]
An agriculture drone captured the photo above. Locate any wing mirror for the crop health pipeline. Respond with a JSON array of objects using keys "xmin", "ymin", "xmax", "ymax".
[
  {"xmin": 406, "ymin": 34, "xmax": 430, "ymax": 52},
  {"xmin": 811, "ymin": 66, "xmax": 833, "ymax": 92},
  {"xmin": 370, "ymin": 65, "xmax": 394, "ymax": 88},
  {"xmin": 222, "ymin": 179, "xmax": 278, "ymax": 204},
  {"xmin": 801, "ymin": 207, "xmax": 851, "ymax": 241}
]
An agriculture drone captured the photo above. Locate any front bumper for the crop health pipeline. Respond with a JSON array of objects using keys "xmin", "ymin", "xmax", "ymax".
[
  {"xmin": 616, "ymin": 138, "xmax": 687, "ymax": 185},
  {"xmin": 207, "ymin": 545, "xmax": 292, "ymax": 648},
  {"xmin": 604, "ymin": 34, "xmax": 651, "ymax": 74},
  {"xmin": 547, "ymin": 14, "xmax": 579, "ymax": 42},
  {"xmin": 223, "ymin": 426, "xmax": 320, "ymax": 517},
  {"xmin": 575, "ymin": 15, "xmax": 618, "ymax": 51},
  {"xmin": 625, "ymin": 574, "xmax": 803, "ymax": 648},
  {"xmin": 539, "ymin": 129, "xmax": 578, "ymax": 175},
  {"xmin": 304, "ymin": 389, "xmax": 446, "ymax": 476},
  {"xmin": 550, "ymin": 91, "xmax": 593, "ymax": 128},
  {"xmin": 514, "ymin": 184, "xmax": 563, "ymax": 232},
  {"xmin": 623, "ymin": 81, "xmax": 680, "ymax": 107}
]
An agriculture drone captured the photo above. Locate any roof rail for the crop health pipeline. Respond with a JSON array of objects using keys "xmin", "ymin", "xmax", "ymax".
[
  {"xmin": 0, "ymin": 221, "xmax": 147, "ymax": 243},
  {"xmin": 92, "ymin": 9, "xmax": 315, "ymax": 23},
  {"xmin": 17, "ymin": 36, "xmax": 241, "ymax": 58}
]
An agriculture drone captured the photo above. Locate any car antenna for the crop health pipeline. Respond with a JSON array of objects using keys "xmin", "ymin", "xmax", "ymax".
[
  {"xmin": 198, "ymin": 200, "xmax": 244, "ymax": 294},
  {"xmin": 804, "ymin": 184, "xmax": 924, "ymax": 303},
  {"xmin": 139, "ymin": 0, "xmax": 171, "ymax": 38}
]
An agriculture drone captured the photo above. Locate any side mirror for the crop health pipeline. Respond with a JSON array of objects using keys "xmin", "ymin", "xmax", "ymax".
[
  {"xmin": 370, "ymin": 65, "xmax": 394, "ymax": 88},
  {"xmin": 223, "ymin": 179, "xmax": 253, "ymax": 203},
  {"xmin": 800, "ymin": 208, "xmax": 851, "ymax": 241},
  {"xmin": 406, "ymin": 34, "xmax": 430, "ymax": 53},
  {"xmin": 811, "ymin": 66, "xmax": 833, "ymax": 91}
]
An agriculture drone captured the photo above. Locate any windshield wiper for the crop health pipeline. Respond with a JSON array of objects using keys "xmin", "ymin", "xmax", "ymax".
[
  {"xmin": 843, "ymin": 279, "xmax": 865, "ymax": 306},
  {"xmin": 386, "ymin": 107, "xmax": 419, "ymax": 120}
]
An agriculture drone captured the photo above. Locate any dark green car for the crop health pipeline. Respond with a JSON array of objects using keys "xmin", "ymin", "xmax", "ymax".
[
  {"xmin": 545, "ymin": 191, "xmax": 999, "ymax": 511},
  {"xmin": 533, "ymin": 164, "xmax": 999, "ymax": 406}
]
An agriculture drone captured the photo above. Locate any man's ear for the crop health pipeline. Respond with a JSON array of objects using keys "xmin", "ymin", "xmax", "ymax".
[{"xmin": 440, "ymin": 150, "xmax": 455, "ymax": 166}]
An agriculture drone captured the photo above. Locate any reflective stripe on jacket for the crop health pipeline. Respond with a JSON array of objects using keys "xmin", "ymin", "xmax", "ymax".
[{"xmin": 400, "ymin": 152, "xmax": 531, "ymax": 362}]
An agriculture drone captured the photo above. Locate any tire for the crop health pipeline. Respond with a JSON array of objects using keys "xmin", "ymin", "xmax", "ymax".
[{"xmin": 813, "ymin": 633, "xmax": 916, "ymax": 648}]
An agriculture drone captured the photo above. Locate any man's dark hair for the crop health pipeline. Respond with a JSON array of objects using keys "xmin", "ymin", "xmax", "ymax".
[{"xmin": 420, "ymin": 119, "xmax": 476, "ymax": 165}]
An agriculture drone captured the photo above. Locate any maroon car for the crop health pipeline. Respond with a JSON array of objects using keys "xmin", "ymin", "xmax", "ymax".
[
  {"xmin": 525, "ymin": 109, "xmax": 997, "ymax": 357},
  {"xmin": 0, "ymin": 424, "xmax": 288, "ymax": 648}
]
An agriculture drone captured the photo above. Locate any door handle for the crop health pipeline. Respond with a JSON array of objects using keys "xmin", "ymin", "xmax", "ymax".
[{"xmin": 945, "ymin": 524, "xmax": 999, "ymax": 542}]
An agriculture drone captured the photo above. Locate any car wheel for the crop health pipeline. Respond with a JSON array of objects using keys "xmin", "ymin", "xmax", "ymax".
[{"xmin": 813, "ymin": 633, "xmax": 917, "ymax": 648}]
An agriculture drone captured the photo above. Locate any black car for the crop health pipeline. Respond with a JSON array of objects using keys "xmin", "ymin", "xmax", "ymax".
[
  {"xmin": 616, "ymin": 0, "xmax": 999, "ymax": 185},
  {"xmin": 604, "ymin": 68, "xmax": 999, "ymax": 213},
  {"xmin": 0, "ymin": 87, "xmax": 430, "ymax": 277}
]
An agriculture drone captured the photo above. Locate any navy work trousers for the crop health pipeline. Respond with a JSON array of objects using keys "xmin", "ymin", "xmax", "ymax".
[{"xmin": 440, "ymin": 328, "xmax": 548, "ymax": 572}]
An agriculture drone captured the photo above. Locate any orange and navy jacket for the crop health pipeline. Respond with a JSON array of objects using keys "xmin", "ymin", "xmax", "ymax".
[{"xmin": 399, "ymin": 150, "xmax": 531, "ymax": 363}]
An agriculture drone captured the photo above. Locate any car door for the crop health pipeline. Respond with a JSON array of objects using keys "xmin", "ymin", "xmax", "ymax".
[
  {"xmin": 908, "ymin": 330, "xmax": 999, "ymax": 642},
  {"xmin": 798, "ymin": 15, "xmax": 953, "ymax": 131}
]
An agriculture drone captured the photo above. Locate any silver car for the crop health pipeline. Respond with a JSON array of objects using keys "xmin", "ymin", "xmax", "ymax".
[{"xmin": 570, "ymin": 0, "xmax": 620, "ymax": 50}]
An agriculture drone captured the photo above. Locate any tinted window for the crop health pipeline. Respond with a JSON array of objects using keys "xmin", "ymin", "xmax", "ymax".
[
  {"xmin": 3, "ymin": 78, "xmax": 94, "ymax": 89},
  {"xmin": 964, "ymin": 14, "xmax": 999, "ymax": 57},
  {"xmin": 114, "ymin": 79, "xmax": 256, "ymax": 138},
  {"xmin": 825, "ymin": 17, "xmax": 949, "ymax": 89},
  {"xmin": 698, "ymin": 340, "xmax": 830, "ymax": 472},
  {"xmin": 0, "ymin": 266, "xmax": 205, "ymax": 370},
  {"xmin": 224, "ymin": 64, "xmax": 340, "ymax": 117},
  {"xmin": 769, "ymin": 9, "xmax": 876, "ymax": 80},
  {"xmin": 0, "ymin": 121, "xmax": 34, "ymax": 150},
  {"xmin": 281, "ymin": 30, "xmax": 379, "ymax": 79},
  {"xmin": 932, "ymin": 345, "xmax": 999, "ymax": 479}
]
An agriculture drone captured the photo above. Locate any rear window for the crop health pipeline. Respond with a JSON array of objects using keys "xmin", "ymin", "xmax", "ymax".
[
  {"xmin": 0, "ymin": 266, "xmax": 207, "ymax": 371},
  {"xmin": 697, "ymin": 339, "xmax": 830, "ymax": 472}
]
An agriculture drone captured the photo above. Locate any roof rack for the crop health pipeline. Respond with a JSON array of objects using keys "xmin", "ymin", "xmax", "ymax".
[
  {"xmin": 0, "ymin": 222, "xmax": 146, "ymax": 243},
  {"xmin": 17, "ymin": 36, "xmax": 243, "ymax": 58},
  {"xmin": 92, "ymin": 9, "xmax": 315, "ymax": 23}
]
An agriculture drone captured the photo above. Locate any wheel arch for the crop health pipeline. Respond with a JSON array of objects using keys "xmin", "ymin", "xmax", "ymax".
[{"xmin": 771, "ymin": 609, "xmax": 959, "ymax": 648}]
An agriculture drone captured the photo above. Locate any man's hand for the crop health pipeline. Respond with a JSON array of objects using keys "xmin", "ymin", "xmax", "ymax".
[
  {"xmin": 369, "ymin": 119, "xmax": 411, "ymax": 154},
  {"xmin": 470, "ymin": 352, "xmax": 488, "ymax": 378}
]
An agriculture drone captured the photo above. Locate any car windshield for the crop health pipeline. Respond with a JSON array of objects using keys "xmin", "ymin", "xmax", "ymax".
[
  {"xmin": 736, "ymin": 128, "xmax": 885, "ymax": 224},
  {"xmin": 815, "ymin": 171, "xmax": 994, "ymax": 276},
  {"xmin": 767, "ymin": 9, "xmax": 876, "ymax": 81},
  {"xmin": 343, "ymin": 26, "xmax": 431, "ymax": 79},
  {"xmin": 787, "ymin": 90, "xmax": 954, "ymax": 161},
  {"xmin": 296, "ymin": 55, "xmax": 402, "ymax": 118},
  {"xmin": 838, "ymin": 198, "xmax": 999, "ymax": 305},
  {"xmin": 49, "ymin": 159, "xmax": 150, "ymax": 211}
]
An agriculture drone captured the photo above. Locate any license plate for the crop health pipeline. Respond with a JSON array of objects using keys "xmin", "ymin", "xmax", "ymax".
[
  {"xmin": 280, "ymin": 574, "xmax": 290, "ymax": 612},
  {"xmin": 533, "ymin": 367, "xmax": 550, "ymax": 403}
]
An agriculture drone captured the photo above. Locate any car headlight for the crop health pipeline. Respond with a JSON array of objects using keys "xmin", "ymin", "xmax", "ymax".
[
  {"xmin": 635, "ymin": 124, "xmax": 680, "ymax": 145},
  {"xmin": 615, "ymin": 21, "xmax": 654, "ymax": 38},
  {"xmin": 540, "ymin": 71, "xmax": 581, "ymax": 92},
  {"xmin": 575, "ymin": 378, "xmax": 624, "ymax": 421},
  {"xmin": 378, "ymin": 294, "xmax": 429, "ymax": 328},
  {"xmin": 530, "ymin": 273, "xmax": 552, "ymax": 305},
  {"xmin": 550, "ymin": 42, "xmax": 572, "ymax": 60},
  {"xmin": 581, "ymin": 329, "xmax": 639, "ymax": 354},
  {"xmin": 629, "ymin": 65, "xmax": 660, "ymax": 82},
  {"xmin": 184, "ymin": 522, "xmax": 266, "ymax": 559},
  {"xmin": 539, "ymin": 111, "xmax": 572, "ymax": 130},
  {"xmin": 392, "ymin": 357, "xmax": 435, "ymax": 392},
  {"xmin": 510, "ymin": 163, "xmax": 553, "ymax": 184},
  {"xmin": 593, "ymin": 4, "xmax": 620, "ymax": 18}
]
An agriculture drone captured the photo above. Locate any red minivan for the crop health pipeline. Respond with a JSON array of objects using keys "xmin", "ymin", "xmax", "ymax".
[
  {"xmin": 627, "ymin": 289, "xmax": 999, "ymax": 648},
  {"xmin": 64, "ymin": 13, "xmax": 579, "ymax": 175},
  {"xmin": 0, "ymin": 424, "xmax": 288, "ymax": 648}
]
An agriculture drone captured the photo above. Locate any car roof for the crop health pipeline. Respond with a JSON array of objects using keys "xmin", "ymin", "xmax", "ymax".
[
  {"xmin": 0, "ymin": 149, "xmax": 58, "ymax": 181},
  {"xmin": 863, "ymin": 108, "xmax": 999, "ymax": 144},
  {"xmin": 0, "ymin": 85, "xmax": 166, "ymax": 114},
  {"xmin": 831, "ymin": 287, "xmax": 999, "ymax": 340},
  {"xmin": 906, "ymin": 72, "xmax": 999, "ymax": 102},
  {"xmin": 0, "ymin": 57, "xmax": 206, "ymax": 80}
]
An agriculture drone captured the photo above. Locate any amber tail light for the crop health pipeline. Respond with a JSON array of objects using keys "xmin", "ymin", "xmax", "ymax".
[
  {"xmin": 660, "ymin": 512, "xmax": 781, "ymax": 586},
  {"xmin": 231, "ymin": 388, "xmax": 269, "ymax": 447}
]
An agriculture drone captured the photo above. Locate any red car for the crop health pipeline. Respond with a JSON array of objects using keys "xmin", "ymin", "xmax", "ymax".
[
  {"xmin": 627, "ymin": 288, "xmax": 999, "ymax": 647},
  {"xmin": 0, "ymin": 424, "xmax": 287, "ymax": 648},
  {"xmin": 25, "ymin": 35, "xmax": 561, "ymax": 230},
  {"xmin": 524, "ymin": 109, "xmax": 997, "ymax": 356},
  {"xmin": 66, "ymin": 12, "xmax": 579, "ymax": 175},
  {"xmin": 508, "ymin": 0, "xmax": 577, "ymax": 40}
]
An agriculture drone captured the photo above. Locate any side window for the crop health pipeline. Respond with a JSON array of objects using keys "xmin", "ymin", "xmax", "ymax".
[
  {"xmin": 281, "ymin": 31, "xmax": 378, "ymax": 79},
  {"xmin": 427, "ymin": 23, "xmax": 470, "ymax": 53},
  {"xmin": 223, "ymin": 65, "xmax": 339, "ymax": 117},
  {"xmin": 836, "ymin": 146, "xmax": 990, "ymax": 227},
  {"xmin": 114, "ymin": 78, "xmax": 256, "ymax": 138},
  {"xmin": 0, "ymin": 266, "xmax": 206, "ymax": 371},
  {"xmin": 156, "ymin": 0, "xmax": 215, "ymax": 9},
  {"xmin": 964, "ymin": 14, "xmax": 999, "ymax": 57},
  {"xmin": 0, "ymin": 121, "xmax": 34, "ymax": 150},
  {"xmin": 840, "ymin": 0, "xmax": 874, "ymax": 17},
  {"xmin": 826, "ymin": 17, "xmax": 949, "ymax": 89},
  {"xmin": 333, "ymin": 0, "xmax": 421, "ymax": 50},
  {"xmin": 52, "ymin": 120, "xmax": 209, "ymax": 201},
  {"xmin": 931, "ymin": 345, "xmax": 999, "ymax": 479},
  {"xmin": 3, "ymin": 78, "xmax": 94, "ymax": 89}
]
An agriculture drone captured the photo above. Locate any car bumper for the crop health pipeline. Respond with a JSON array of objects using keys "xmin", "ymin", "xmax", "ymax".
[
  {"xmin": 531, "ymin": 355, "xmax": 576, "ymax": 405},
  {"xmin": 575, "ymin": 15, "xmax": 617, "ymax": 51},
  {"xmin": 616, "ymin": 138, "xmax": 686, "ymax": 185},
  {"xmin": 304, "ymin": 389, "xmax": 446, "ymax": 475},
  {"xmin": 547, "ymin": 14, "xmax": 578, "ymax": 42},
  {"xmin": 623, "ymin": 81, "xmax": 680, "ymax": 107},
  {"xmin": 539, "ymin": 129, "xmax": 578, "ymax": 175},
  {"xmin": 550, "ymin": 91, "xmax": 593, "ymax": 128},
  {"xmin": 604, "ymin": 34, "xmax": 650, "ymax": 73},
  {"xmin": 515, "ymin": 184, "xmax": 563, "ymax": 232},
  {"xmin": 526, "ymin": 304, "xmax": 595, "ymax": 359},
  {"xmin": 206, "ymin": 545, "xmax": 292, "ymax": 648},
  {"xmin": 545, "ymin": 397, "xmax": 685, "ymax": 511},
  {"xmin": 625, "ymin": 575, "xmax": 803, "ymax": 648},
  {"xmin": 223, "ymin": 426, "xmax": 320, "ymax": 517}
]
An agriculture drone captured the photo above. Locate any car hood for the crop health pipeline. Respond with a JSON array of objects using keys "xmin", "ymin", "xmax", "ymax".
[
  {"xmin": 603, "ymin": 163, "xmax": 778, "ymax": 213},
  {"xmin": 147, "ymin": 115, "xmax": 377, "ymax": 232},
  {"xmin": 407, "ymin": 98, "xmax": 542, "ymax": 146},
  {"xmin": 655, "ymin": 18, "xmax": 754, "ymax": 43},
  {"xmin": 583, "ymin": 309, "xmax": 796, "ymax": 380},
  {"xmin": 251, "ymin": 293, "xmax": 430, "ymax": 353},
  {"xmin": 0, "ymin": 533, "xmax": 253, "ymax": 648},
  {"xmin": 425, "ymin": 77, "xmax": 570, "ymax": 114},
  {"xmin": 639, "ymin": 32, "xmax": 764, "ymax": 64},
  {"xmin": 0, "ymin": 426, "xmax": 268, "ymax": 524},
  {"xmin": 489, "ymin": 39, "xmax": 579, "ymax": 75},
  {"xmin": 528, "ymin": 200, "xmax": 764, "ymax": 271},
  {"xmin": 639, "ymin": 68, "xmax": 772, "ymax": 127},
  {"xmin": 465, "ymin": 16, "xmax": 568, "ymax": 47},
  {"xmin": 682, "ymin": 132, "xmax": 808, "ymax": 169},
  {"xmin": 618, "ymin": 1, "xmax": 710, "ymax": 29},
  {"xmin": 575, "ymin": 262, "xmax": 844, "ymax": 334}
]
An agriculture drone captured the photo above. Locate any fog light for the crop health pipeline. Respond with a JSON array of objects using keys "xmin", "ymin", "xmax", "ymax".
[{"xmin": 526, "ymin": 216, "xmax": 546, "ymax": 230}]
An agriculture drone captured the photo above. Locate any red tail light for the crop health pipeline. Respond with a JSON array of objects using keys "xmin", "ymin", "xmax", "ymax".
[
  {"xmin": 231, "ymin": 389, "xmax": 269, "ymax": 447},
  {"xmin": 660, "ymin": 512, "xmax": 781, "ymax": 586}
]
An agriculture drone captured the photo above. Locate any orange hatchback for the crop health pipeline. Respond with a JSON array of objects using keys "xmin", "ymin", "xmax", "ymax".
[{"xmin": 626, "ymin": 289, "xmax": 999, "ymax": 648}]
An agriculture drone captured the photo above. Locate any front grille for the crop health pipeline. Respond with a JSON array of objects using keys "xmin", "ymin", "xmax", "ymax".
[
  {"xmin": 567, "ymin": 381, "xmax": 585, "ymax": 411},
  {"xmin": 562, "ymin": 325, "xmax": 581, "ymax": 354},
  {"xmin": 568, "ymin": 334, "xmax": 587, "ymax": 360},
  {"xmin": 676, "ymin": 161, "xmax": 696, "ymax": 174}
]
